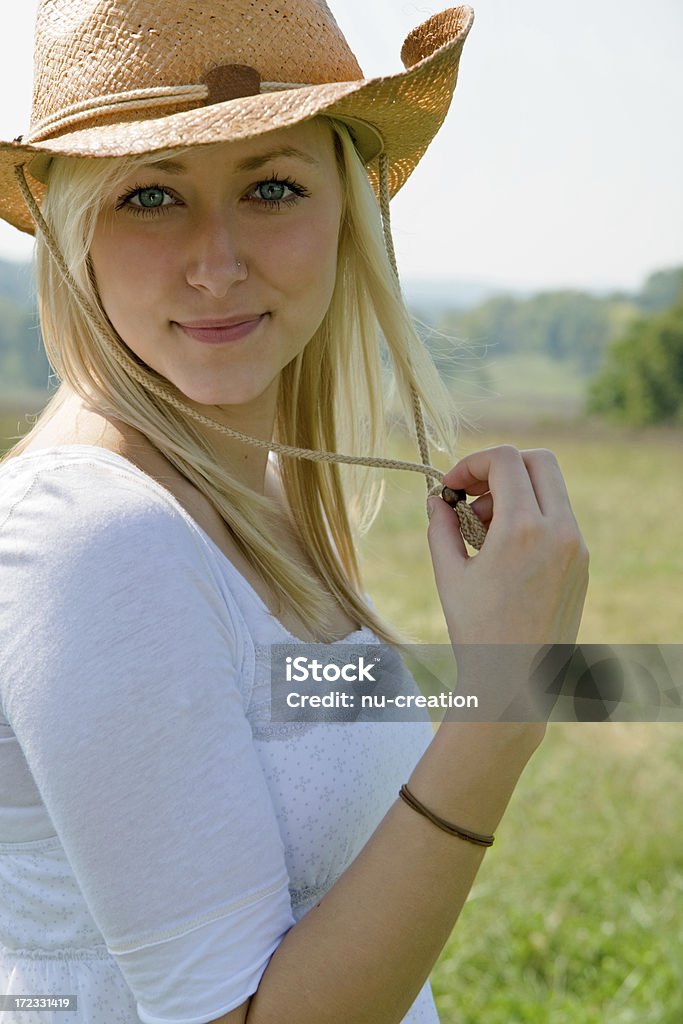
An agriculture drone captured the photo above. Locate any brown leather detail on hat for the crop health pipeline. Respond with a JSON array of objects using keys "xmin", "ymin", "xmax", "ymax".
[{"xmin": 203, "ymin": 65, "xmax": 262, "ymax": 104}]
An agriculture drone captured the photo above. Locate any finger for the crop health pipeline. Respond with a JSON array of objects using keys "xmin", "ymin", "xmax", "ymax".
[
  {"xmin": 520, "ymin": 449, "xmax": 574, "ymax": 518},
  {"xmin": 426, "ymin": 494, "xmax": 470, "ymax": 596},
  {"xmin": 442, "ymin": 445, "xmax": 539, "ymax": 518},
  {"xmin": 469, "ymin": 492, "xmax": 493, "ymax": 527}
]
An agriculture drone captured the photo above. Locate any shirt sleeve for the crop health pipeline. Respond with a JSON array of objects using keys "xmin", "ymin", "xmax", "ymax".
[{"xmin": 0, "ymin": 457, "xmax": 295, "ymax": 1023}]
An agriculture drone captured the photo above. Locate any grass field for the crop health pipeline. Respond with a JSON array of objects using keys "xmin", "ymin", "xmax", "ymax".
[
  {"xmin": 2, "ymin": 393, "xmax": 682, "ymax": 1022},
  {"xmin": 429, "ymin": 720, "xmax": 683, "ymax": 1023},
  {"xmin": 444, "ymin": 352, "xmax": 587, "ymax": 426}
]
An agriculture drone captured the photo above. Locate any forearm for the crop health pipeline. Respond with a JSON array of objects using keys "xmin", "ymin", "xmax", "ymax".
[{"xmin": 247, "ymin": 722, "xmax": 541, "ymax": 1024}]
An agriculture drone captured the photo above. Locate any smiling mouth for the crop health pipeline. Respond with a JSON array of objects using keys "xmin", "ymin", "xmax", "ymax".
[{"xmin": 175, "ymin": 314, "xmax": 268, "ymax": 344}]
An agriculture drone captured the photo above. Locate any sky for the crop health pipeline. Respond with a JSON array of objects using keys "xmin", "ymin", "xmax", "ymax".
[{"xmin": 0, "ymin": 0, "xmax": 681, "ymax": 292}]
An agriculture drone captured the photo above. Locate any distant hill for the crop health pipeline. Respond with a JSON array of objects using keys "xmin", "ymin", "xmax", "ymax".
[
  {"xmin": 402, "ymin": 276, "xmax": 533, "ymax": 313},
  {"xmin": 400, "ymin": 275, "xmax": 660, "ymax": 318}
]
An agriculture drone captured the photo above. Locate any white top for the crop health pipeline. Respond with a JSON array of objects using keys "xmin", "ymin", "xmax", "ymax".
[{"xmin": 0, "ymin": 446, "xmax": 438, "ymax": 1024}]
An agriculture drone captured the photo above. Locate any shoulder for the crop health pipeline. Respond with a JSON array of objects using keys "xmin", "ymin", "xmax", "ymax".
[
  {"xmin": 2, "ymin": 445, "xmax": 202, "ymax": 536},
  {"xmin": 0, "ymin": 447, "xmax": 251, "ymax": 710},
  {"xmin": 0, "ymin": 446, "xmax": 235, "ymax": 612}
]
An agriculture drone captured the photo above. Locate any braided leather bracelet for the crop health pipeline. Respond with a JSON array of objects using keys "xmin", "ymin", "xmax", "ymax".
[{"xmin": 398, "ymin": 784, "xmax": 495, "ymax": 847}]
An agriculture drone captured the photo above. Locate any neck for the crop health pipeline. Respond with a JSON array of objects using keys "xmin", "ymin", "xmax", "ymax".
[{"xmin": 183, "ymin": 390, "xmax": 278, "ymax": 496}]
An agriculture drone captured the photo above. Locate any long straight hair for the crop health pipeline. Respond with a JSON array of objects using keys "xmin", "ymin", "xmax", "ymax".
[{"xmin": 4, "ymin": 118, "xmax": 459, "ymax": 643}]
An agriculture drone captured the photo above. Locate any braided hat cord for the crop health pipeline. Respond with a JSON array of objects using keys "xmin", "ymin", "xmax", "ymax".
[
  {"xmin": 378, "ymin": 153, "xmax": 438, "ymax": 497},
  {"xmin": 14, "ymin": 162, "xmax": 487, "ymax": 551}
]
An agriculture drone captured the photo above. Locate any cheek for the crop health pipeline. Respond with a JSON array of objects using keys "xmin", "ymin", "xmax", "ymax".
[
  {"xmin": 90, "ymin": 227, "xmax": 172, "ymax": 322},
  {"xmin": 271, "ymin": 213, "xmax": 340, "ymax": 311}
]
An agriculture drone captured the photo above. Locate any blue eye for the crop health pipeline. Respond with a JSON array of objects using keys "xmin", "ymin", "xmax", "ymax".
[
  {"xmin": 131, "ymin": 187, "xmax": 172, "ymax": 208},
  {"xmin": 115, "ymin": 184, "xmax": 177, "ymax": 214},
  {"xmin": 257, "ymin": 181, "xmax": 289, "ymax": 202},
  {"xmin": 248, "ymin": 176, "xmax": 310, "ymax": 208}
]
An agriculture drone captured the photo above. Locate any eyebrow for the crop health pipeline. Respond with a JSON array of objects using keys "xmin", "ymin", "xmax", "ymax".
[
  {"xmin": 143, "ymin": 147, "xmax": 320, "ymax": 175},
  {"xmin": 235, "ymin": 146, "xmax": 321, "ymax": 171}
]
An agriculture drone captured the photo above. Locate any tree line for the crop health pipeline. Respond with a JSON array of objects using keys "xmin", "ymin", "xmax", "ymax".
[
  {"xmin": 1, "ymin": 258, "xmax": 682, "ymax": 425},
  {"xmin": 417, "ymin": 266, "xmax": 683, "ymax": 426}
]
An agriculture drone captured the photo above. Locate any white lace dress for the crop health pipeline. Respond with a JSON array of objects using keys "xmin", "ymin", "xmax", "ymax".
[{"xmin": 0, "ymin": 446, "xmax": 439, "ymax": 1023}]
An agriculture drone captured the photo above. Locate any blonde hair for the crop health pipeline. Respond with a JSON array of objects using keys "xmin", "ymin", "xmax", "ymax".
[{"xmin": 4, "ymin": 118, "xmax": 458, "ymax": 643}]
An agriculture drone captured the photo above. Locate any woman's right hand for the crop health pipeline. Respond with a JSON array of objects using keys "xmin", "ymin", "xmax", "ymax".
[{"xmin": 427, "ymin": 445, "xmax": 589, "ymax": 647}]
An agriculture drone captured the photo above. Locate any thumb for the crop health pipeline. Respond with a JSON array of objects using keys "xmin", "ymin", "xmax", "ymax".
[{"xmin": 426, "ymin": 495, "xmax": 469, "ymax": 593}]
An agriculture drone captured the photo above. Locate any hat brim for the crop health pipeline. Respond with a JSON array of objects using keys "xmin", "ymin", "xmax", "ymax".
[{"xmin": 0, "ymin": 6, "xmax": 474, "ymax": 235}]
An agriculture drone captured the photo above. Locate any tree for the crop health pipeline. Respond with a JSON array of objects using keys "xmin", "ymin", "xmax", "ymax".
[
  {"xmin": 587, "ymin": 301, "xmax": 683, "ymax": 425},
  {"xmin": 636, "ymin": 267, "xmax": 683, "ymax": 315}
]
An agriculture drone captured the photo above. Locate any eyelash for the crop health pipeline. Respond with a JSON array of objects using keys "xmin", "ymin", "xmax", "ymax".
[
  {"xmin": 248, "ymin": 175, "xmax": 311, "ymax": 211},
  {"xmin": 114, "ymin": 174, "xmax": 311, "ymax": 217}
]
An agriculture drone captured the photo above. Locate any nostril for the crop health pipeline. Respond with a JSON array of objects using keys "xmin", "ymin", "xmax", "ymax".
[{"xmin": 185, "ymin": 249, "xmax": 248, "ymax": 297}]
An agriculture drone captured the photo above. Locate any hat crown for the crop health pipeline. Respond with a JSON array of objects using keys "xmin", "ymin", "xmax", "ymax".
[{"xmin": 31, "ymin": 0, "xmax": 364, "ymax": 139}]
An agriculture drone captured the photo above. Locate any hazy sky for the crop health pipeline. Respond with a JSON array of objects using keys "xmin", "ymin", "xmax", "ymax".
[{"xmin": 0, "ymin": 1, "xmax": 680, "ymax": 291}]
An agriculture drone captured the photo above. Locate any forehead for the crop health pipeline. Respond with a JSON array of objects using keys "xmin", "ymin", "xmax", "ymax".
[{"xmin": 142, "ymin": 120, "xmax": 337, "ymax": 176}]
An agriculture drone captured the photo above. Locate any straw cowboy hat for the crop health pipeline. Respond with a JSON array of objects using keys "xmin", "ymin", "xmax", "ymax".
[{"xmin": 0, "ymin": 0, "xmax": 474, "ymax": 235}]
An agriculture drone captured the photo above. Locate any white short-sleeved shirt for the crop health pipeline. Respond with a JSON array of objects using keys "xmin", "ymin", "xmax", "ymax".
[{"xmin": 0, "ymin": 446, "xmax": 438, "ymax": 1023}]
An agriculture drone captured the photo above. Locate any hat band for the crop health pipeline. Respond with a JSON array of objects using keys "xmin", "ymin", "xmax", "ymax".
[{"xmin": 27, "ymin": 79, "xmax": 310, "ymax": 144}]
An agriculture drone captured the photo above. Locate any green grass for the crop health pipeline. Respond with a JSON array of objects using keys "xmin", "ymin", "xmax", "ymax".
[
  {"xmin": 429, "ymin": 722, "xmax": 683, "ymax": 1023},
  {"xmin": 440, "ymin": 353, "xmax": 587, "ymax": 429}
]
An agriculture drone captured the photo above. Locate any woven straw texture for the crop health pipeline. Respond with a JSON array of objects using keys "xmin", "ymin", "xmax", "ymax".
[{"xmin": 0, "ymin": 0, "xmax": 474, "ymax": 234}]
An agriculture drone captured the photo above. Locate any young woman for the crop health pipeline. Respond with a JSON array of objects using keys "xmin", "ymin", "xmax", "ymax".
[{"xmin": 0, "ymin": 2, "xmax": 588, "ymax": 1022}]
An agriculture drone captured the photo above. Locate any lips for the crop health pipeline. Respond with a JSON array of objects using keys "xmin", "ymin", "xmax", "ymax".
[{"xmin": 175, "ymin": 313, "xmax": 267, "ymax": 344}]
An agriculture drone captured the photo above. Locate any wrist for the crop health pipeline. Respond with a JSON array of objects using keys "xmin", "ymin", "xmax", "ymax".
[{"xmin": 408, "ymin": 722, "xmax": 545, "ymax": 836}]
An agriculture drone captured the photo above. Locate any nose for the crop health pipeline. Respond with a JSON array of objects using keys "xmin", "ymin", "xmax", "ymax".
[{"xmin": 184, "ymin": 212, "xmax": 248, "ymax": 297}]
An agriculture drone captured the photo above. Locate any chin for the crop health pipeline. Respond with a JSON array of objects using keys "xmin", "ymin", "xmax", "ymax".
[{"xmin": 172, "ymin": 375, "xmax": 272, "ymax": 410}]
